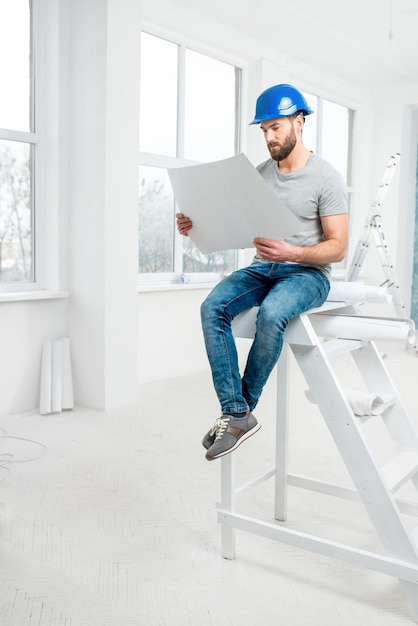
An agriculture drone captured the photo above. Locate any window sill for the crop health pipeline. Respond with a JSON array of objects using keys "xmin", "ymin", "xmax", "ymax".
[
  {"xmin": 138, "ymin": 272, "xmax": 223, "ymax": 293},
  {"xmin": 138, "ymin": 282, "xmax": 218, "ymax": 293},
  {"xmin": 0, "ymin": 290, "xmax": 69, "ymax": 303}
]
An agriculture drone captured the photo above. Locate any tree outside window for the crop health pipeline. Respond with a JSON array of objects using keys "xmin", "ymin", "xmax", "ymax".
[{"xmin": 0, "ymin": 0, "xmax": 34, "ymax": 285}]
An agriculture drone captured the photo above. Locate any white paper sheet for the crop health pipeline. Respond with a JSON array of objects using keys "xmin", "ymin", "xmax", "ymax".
[{"xmin": 168, "ymin": 153, "xmax": 301, "ymax": 254}]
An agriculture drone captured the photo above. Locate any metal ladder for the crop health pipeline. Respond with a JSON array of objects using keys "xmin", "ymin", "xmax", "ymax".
[
  {"xmin": 220, "ymin": 302, "xmax": 418, "ymax": 620},
  {"xmin": 347, "ymin": 153, "xmax": 407, "ymax": 317}
]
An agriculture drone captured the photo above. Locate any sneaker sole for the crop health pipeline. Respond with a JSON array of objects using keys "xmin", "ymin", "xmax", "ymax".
[{"xmin": 205, "ymin": 423, "xmax": 262, "ymax": 461}]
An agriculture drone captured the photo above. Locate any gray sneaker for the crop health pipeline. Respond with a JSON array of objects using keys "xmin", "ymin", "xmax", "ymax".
[
  {"xmin": 205, "ymin": 413, "xmax": 261, "ymax": 461},
  {"xmin": 202, "ymin": 426, "xmax": 216, "ymax": 450}
]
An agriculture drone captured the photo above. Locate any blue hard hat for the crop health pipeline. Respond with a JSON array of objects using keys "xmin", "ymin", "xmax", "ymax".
[{"xmin": 250, "ymin": 84, "xmax": 314, "ymax": 124}]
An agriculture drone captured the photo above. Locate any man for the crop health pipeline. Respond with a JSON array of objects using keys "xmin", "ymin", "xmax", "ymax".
[{"xmin": 176, "ymin": 83, "xmax": 348, "ymax": 461}]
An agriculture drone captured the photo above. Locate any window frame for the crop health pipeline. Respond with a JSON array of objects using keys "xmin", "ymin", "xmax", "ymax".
[
  {"xmin": 138, "ymin": 25, "xmax": 246, "ymax": 288},
  {"xmin": 311, "ymin": 93, "xmax": 355, "ymax": 190},
  {"xmin": 0, "ymin": 0, "xmax": 61, "ymax": 295},
  {"xmin": 320, "ymin": 94, "xmax": 355, "ymax": 275},
  {"xmin": 301, "ymin": 90, "xmax": 355, "ymax": 276}
]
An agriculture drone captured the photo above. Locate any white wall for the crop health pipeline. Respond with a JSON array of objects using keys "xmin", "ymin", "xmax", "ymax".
[
  {"xmin": 353, "ymin": 86, "xmax": 418, "ymax": 312},
  {"xmin": 1, "ymin": 0, "xmax": 417, "ymax": 413},
  {"xmin": 0, "ymin": 0, "xmax": 142, "ymax": 415},
  {"xmin": 0, "ymin": 298, "xmax": 67, "ymax": 415},
  {"xmin": 138, "ymin": 288, "xmax": 210, "ymax": 382}
]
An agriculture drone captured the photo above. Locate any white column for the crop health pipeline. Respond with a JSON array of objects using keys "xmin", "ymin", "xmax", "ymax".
[{"xmin": 66, "ymin": 0, "xmax": 141, "ymax": 409}]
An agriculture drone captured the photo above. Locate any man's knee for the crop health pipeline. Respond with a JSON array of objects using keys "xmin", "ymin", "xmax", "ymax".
[
  {"xmin": 257, "ymin": 304, "xmax": 288, "ymax": 334},
  {"xmin": 200, "ymin": 291, "xmax": 220, "ymax": 323},
  {"xmin": 200, "ymin": 296, "xmax": 210, "ymax": 321}
]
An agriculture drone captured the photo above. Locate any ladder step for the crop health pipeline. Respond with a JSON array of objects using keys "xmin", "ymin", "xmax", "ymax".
[
  {"xmin": 381, "ymin": 452, "xmax": 418, "ymax": 493},
  {"xmin": 321, "ymin": 338, "xmax": 364, "ymax": 358}
]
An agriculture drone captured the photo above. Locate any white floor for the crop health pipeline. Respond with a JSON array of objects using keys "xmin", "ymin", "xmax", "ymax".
[{"xmin": 1, "ymin": 339, "xmax": 418, "ymax": 626}]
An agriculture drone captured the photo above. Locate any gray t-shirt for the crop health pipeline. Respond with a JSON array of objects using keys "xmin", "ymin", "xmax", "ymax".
[{"xmin": 255, "ymin": 153, "xmax": 348, "ymax": 276}]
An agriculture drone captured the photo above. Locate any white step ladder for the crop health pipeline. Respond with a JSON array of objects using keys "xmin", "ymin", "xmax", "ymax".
[
  {"xmin": 347, "ymin": 153, "xmax": 407, "ymax": 318},
  {"xmin": 219, "ymin": 297, "xmax": 418, "ymax": 621}
]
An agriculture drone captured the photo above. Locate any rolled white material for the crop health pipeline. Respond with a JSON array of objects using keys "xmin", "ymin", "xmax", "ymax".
[
  {"xmin": 310, "ymin": 312, "xmax": 416, "ymax": 345},
  {"xmin": 51, "ymin": 340, "xmax": 63, "ymax": 413},
  {"xmin": 39, "ymin": 341, "xmax": 52, "ymax": 415},
  {"xmin": 305, "ymin": 388, "xmax": 384, "ymax": 417},
  {"xmin": 176, "ymin": 272, "xmax": 221, "ymax": 284},
  {"xmin": 61, "ymin": 338, "xmax": 74, "ymax": 410},
  {"xmin": 344, "ymin": 388, "xmax": 385, "ymax": 416},
  {"xmin": 327, "ymin": 282, "xmax": 391, "ymax": 304},
  {"xmin": 39, "ymin": 338, "xmax": 74, "ymax": 415}
]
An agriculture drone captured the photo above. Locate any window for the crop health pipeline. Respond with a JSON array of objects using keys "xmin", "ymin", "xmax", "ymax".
[
  {"xmin": 0, "ymin": 0, "xmax": 34, "ymax": 286},
  {"xmin": 301, "ymin": 92, "xmax": 353, "ymax": 185},
  {"xmin": 138, "ymin": 32, "xmax": 241, "ymax": 284},
  {"xmin": 301, "ymin": 91, "xmax": 354, "ymax": 273},
  {"xmin": 138, "ymin": 36, "xmax": 354, "ymax": 284}
]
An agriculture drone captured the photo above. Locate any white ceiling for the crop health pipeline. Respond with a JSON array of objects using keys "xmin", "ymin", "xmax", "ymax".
[{"xmin": 175, "ymin": 0, "xmax": 418, "ymax": 89}]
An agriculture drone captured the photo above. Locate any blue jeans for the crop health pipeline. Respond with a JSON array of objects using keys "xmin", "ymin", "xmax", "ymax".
[{"xmin": 200, "ymin": 262, "xmax": 330, "ymax": 416}]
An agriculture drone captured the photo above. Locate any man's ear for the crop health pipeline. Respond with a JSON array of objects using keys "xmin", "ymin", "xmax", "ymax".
[{"xmin": 295, "ymin": 114, "xmax": 305, "ymax": 131}]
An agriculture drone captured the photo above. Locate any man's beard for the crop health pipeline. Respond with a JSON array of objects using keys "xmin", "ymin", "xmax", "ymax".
[{"xmin": 268, "ymin": 128, "xmax": 297, "ymax": 162}]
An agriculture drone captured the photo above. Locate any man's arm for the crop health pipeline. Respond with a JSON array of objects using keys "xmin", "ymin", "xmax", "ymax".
[{"xmin": 253, "ymin": 213, "xmax": 348, "ymax": 265}]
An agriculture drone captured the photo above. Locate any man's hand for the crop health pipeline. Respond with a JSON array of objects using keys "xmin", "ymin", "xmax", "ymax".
[
  {"xmin": 253, "ymin": 238, "xmax": 298, "ymax": 263},
  {"xmin": 254, "ymin": 214, "xmax": 348, "ymax": 265},
  {"xmin": 176, "ymin": 213, "xmax": 193, "ymax": 236}
]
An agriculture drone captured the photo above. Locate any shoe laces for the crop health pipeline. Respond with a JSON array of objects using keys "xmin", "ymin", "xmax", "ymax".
[{"xmin": 210, "ymin": 416, "xmax": 230, "ymax": 441}]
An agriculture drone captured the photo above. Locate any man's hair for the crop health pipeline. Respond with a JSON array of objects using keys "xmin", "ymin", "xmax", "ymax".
[{"xmin": 290, "ymin": 111, "xmax": 305, "ymax": 123}]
